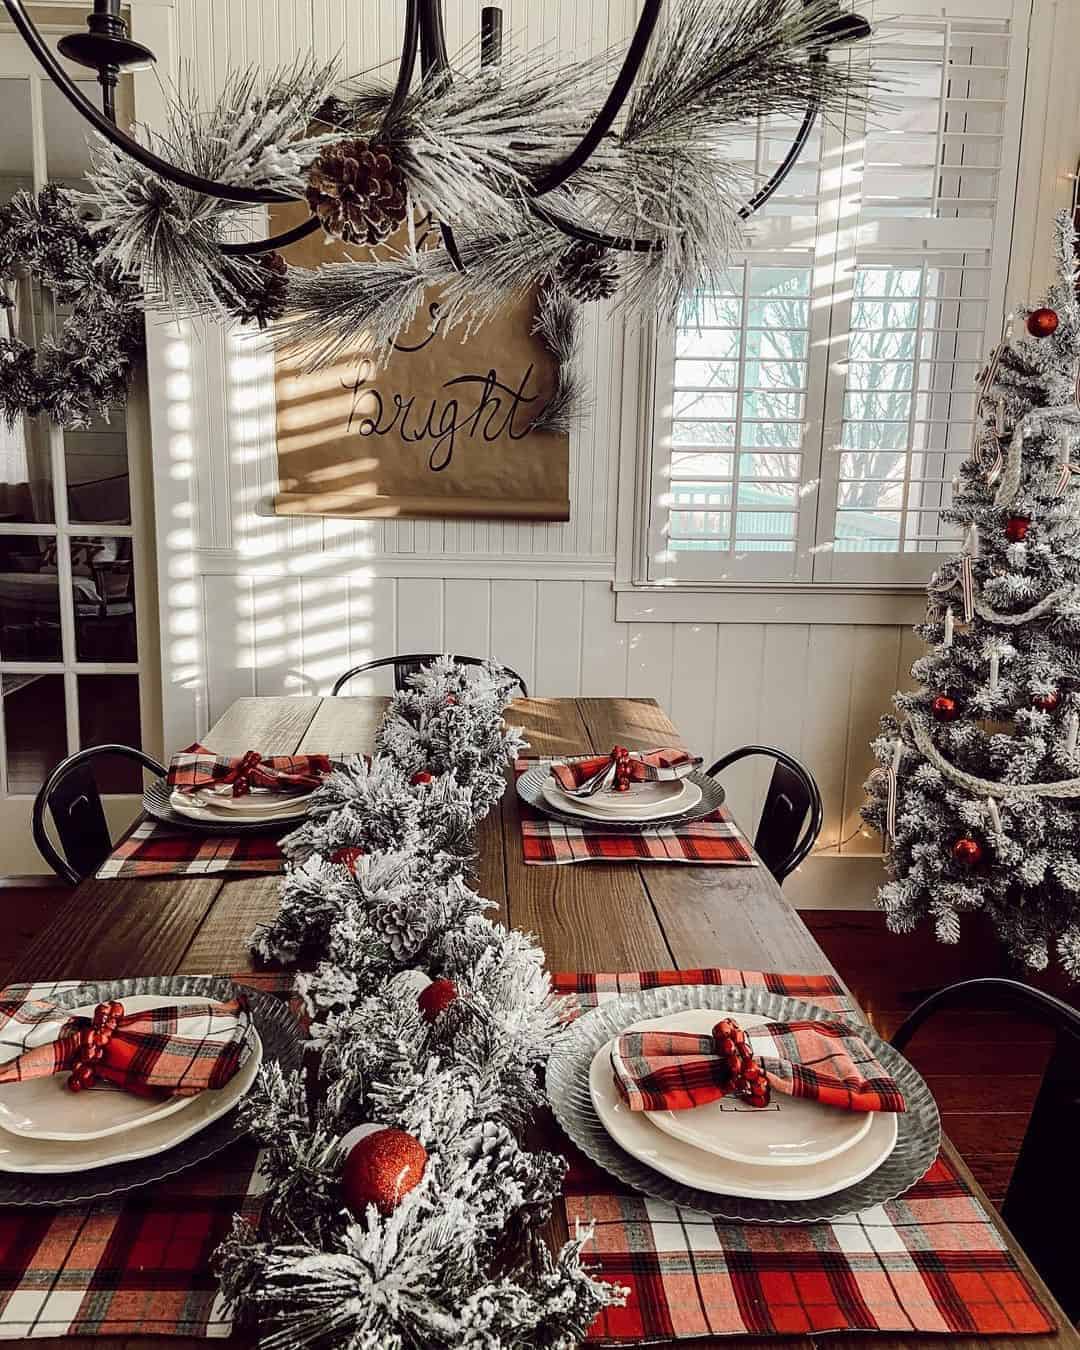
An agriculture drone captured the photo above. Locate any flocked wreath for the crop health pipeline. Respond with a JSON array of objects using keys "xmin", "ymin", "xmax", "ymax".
[{"xmin": 0, "ymin": 184, "xmax": 145, "ymax": 430}]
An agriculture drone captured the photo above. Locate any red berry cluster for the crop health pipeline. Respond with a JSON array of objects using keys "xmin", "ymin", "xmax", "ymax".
[
  {"xmin": 611, "ymin": 744, "xmax": 634, "ymax": 793},
  {"xmin": 713, "ymin": 1017, "xmax": 770, "ymax": 1108},
  {"xmin": 410, "ymin": 770, "xmax": 434, "ymax": 785},
  {"xmin": 330, "ymin": 846, "xmax": 363, "ymax": 874},
  {"xmin": 68, "ymin": 1000, "xmax": 123, "ymax": 1093}
]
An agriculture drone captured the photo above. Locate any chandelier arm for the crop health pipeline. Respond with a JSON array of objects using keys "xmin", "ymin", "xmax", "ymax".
[
  {"xmin": 388, "ymin": 0, "xmax": 421, "ymax": 118},
  {"xmin": 1, "ymin": 0, "xmax": 297, "ymax": 205},
  {"xmin": 738, "ymin": 89, "xmax": 820, "ymax": 219},
  {"xmin": 529, "ymin": 0, "xmax": 663, "ymax": 198},
  {"xmin": 220, "ymin": 216, "xmax": 322, "ymax": 256}
]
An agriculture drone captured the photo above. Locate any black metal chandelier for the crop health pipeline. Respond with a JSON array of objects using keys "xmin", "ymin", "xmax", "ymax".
[{"xmin": 4, "ymin": 0, "xmax": 870, "ymax": 269}]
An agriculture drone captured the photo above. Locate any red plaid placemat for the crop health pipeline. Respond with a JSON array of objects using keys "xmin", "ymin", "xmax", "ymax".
[
  {"xmin": 555, "ymin": 968, "xmax": 1056, "ymax": 1343},
  {"xmin": 518, "ymin": 761, "xmax": 756, "ymax": 867},
  {"xmin": 96, "ymin": 820, "xmax": 284, "ymax": 879},
  {"xmin": 0, "ymin": 973, "xmax": 294, "ymax": 1340}
]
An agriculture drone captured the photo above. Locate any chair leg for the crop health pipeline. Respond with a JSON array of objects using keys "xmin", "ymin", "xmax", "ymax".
[{"xmin": 1000, "ymin": 1029, "xmax": 1080, "ymax": 1323}]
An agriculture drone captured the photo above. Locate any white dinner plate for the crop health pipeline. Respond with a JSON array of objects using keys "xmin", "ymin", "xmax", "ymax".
[
  {"xmin": 589, "ymin": 1038, "xmax": 898, "ymax": 1200},
  {"xmin": 0, "ymin": 1029, "xmax": 262, "ymax": 1173},
  {"xmin": 541, "ymin": 778, "xmax": 701, "ymax": 822},
  {"xmin": 622, "ymin": 1009, "xmax": 873, "ymax": 1165},
  {"xmin": 169, "ymin": 790, "xmax": 310, "ymax": 824}
]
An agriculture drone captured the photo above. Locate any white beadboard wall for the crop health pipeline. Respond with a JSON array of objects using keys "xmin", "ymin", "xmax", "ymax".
[{"xmin": 137, "ymin": 0, "xmax": 1080, "ymax": 906}]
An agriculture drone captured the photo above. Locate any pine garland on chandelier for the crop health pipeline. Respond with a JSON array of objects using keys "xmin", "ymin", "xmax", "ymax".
[
  {"xmin": 863, "ymin": 212, "xmax": 1080, "ymax": 979},
  {"xmin": 217, "ymin": 658, "xmax": 622, "ymax": 1348}
]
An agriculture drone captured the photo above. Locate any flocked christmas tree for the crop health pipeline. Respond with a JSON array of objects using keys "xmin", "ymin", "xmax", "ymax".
[{"xmin": 864, "ymin": 212, "xmax": 1080, "ymax": 978}]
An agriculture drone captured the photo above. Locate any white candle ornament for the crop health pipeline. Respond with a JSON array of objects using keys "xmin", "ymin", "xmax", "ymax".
[
  {"xmin": 986, "ymin": 797, "xmax": 1002, "ymax": 833},
  {"xmin": 989, "ymin": 651, "xmax": 1000, "ymax": 693},
  {"xmin": 944, "ymin": 608, "xmax": 954, "ymax": 647},
  {"xmin": 1068, "ymin": 712, "xmax": 1079, "ymax": 756}
]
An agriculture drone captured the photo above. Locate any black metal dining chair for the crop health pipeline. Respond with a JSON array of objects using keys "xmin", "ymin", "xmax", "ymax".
[
  {"xmin": 331, "ymin": 653, "xmax": 528, "ymax": 698},
  {"xmin": 32, "ymin": 744, "xmax": 167, "ymax": 886},
  {"xmin": 705, "ymin": 746, "xmax": 823, "ymax": 884},
  {"xmin": 891, "ymin": 978, "xmax": 1080, "ymax": 1324}
]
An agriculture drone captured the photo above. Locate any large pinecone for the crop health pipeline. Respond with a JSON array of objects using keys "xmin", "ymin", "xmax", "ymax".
[
  {"xmin": 306, "ymin": 139, "xmax": 408, "ymax": 247},
  {"xmin": 556, "ymin": 241, "xmax": 619, "ymax": 303}
]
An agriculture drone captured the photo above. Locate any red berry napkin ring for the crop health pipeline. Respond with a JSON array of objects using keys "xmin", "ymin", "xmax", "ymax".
[
  {"xmin": 713, "ymin": 1017, "xmax": 770, "ymax": 1108},
  {"xmin": 612, "ymin": 744, "xmax": 633, "ymax": 793},
  {"xmin": 220, "ymin": 749, "xmax": 263, "ymax": 797},
  {"xmin": 67, "ymin": 1000, "xmax": 124, "ymax": 1093}
]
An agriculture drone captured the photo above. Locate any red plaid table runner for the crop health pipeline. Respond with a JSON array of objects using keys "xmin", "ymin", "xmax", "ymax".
[
  {"xmin": 518, "ymin": 762, "xmax": 757, "ymax": 867},
  {"xmin": 554, "ymin": 968, "xmax": 1055, "ymax": 1343},
  {"xmin": 0, "ymin": 972, "xmax": 294, "ymax": 1340},
  {"xmin": 96, "ymin": 820, "xmax": 284, "ymax": 879}
]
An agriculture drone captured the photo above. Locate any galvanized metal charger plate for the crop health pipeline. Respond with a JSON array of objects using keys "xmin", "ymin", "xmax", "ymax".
[
  {"xmin": 547, "ymin": 984, "xmax": 940, "ymax": 1223},
  {"xmin": 143, "ymin": 780, "xmax": 304, "ymax": 835},
  {"xmin": 0, "ymin": 976, "xmax": 302, "ymax": 1206},
  {"xmin": 517, "ymin": 765, "xmax": 724, "ymax": 832}
]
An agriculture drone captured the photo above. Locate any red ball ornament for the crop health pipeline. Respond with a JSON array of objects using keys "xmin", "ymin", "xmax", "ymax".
[
  {"xmin": 340, "ymin": 1125, "xmax": 428, "ymax": 1217},
  {"xmin": 951, "ymin": 835, "xmax": 984, "ymax": 867},
  {"xmin": 1005, "ymin": 516, "xmax": 1031, "ymax": 543},
  {"xmin": 1033, "ymin": 690, "xmax": 1061, "ymax": 712},
  {"xmin": 330, "ymin": 845, "xmax": 363, "ymax": 874},
  {"xmin": 417, "ymin": 977, "xmax": 458, "ymax": 1023},
  {"xmin": 410, "ymin": 770, "xmax": 434, "ymax": 785},
  {"xmin": 1026, "ymin": 307, "xmax": 1059, "ymax": 338},
  {"xmin": 930, "ymin": 694, "xmax": 961, "ymax": 723}
]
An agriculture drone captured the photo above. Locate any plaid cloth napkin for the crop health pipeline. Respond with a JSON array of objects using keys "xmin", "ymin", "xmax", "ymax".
[
  {"xmin": 611, "ymin": 1018, "xmax": 907, "ymax": 1114},
  {"xmin": 0, "ymin": 995, "xmax": 252, "ymax": 1097},
  {"xmin": 554, "ymin": 968, "xmax": 1055, "ymax": 1342},
  {"xmin": 519, "ymin": 761, "xmax": 756, "ymax": 867},
  {"xmin": 167, "ymin": 744, "xmax": 333, "ymax": 797},
  {"xmin": 552, "ymin": 748, "xmax": 703, "ymax": 798},
  {"xmin": 0, "ymin": 973, "xmax": 296, "ymax": 1340},
  {"xmin": 96, "ymin": 820, "xmax": 284, "ymax": 880}
]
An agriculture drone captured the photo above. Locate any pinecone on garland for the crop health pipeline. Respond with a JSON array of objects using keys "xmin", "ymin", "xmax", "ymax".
[
  {"xmin": 232, "ymin": 251, "xmax": 290, "ymax": 329},
  {"xmin": 556, "ymin": 241, "xmax": 619, "ymax": 303},
  {"xmin": 306, "ymin": 139, "xmax": 407, "ymax": 246}
]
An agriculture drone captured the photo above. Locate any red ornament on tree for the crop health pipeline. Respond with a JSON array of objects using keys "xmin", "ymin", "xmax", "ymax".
[
  {"xmin": 931, "ymin": 694, "xmax": 961, "ymax": 722},
  {"xmin": 410, "ymin": 770, "xmax": 434, "ymax": 785},
  {"xmin": 417, "ymin": 977, "xmax": 458, "ymax": 1023},
  {"xmin": 951, "ymin": 836, "xmax": 984, "ymax": 867},
  {"xmin": 1033, "ymin": 690, "xmax": 1061, "ymax": 712},
  {"xmin": 1005, "ymin": 516, "xmax": 1031, "ymax": 543},
  {"xmin": 1026, "ymin": 307, "xmax": 1059, "ymax": 338},
  {"xmin": 339, "ymin": 1124, "xmax": 428, "ymax": 1216},
  {"xmin": 330, "ymin": 846, "xmax": 363, "ymax": 874}
]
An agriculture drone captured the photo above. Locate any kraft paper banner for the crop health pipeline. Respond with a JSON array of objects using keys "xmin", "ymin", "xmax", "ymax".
[{"xmin": 271, "ymin": 205, "xmax": 570, "ymax": 521}]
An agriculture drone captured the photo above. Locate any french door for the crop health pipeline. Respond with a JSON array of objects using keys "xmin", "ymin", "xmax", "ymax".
[{"xmin": 0, "ymin": 9, "xmax": 160, "ymax": 873}]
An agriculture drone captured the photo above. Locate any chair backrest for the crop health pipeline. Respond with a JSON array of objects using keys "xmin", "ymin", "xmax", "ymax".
[
  {"xmin": 705, "ymin": 745, "xmax": 823, "ymax": 883},
  {"xmin": 891, "ymin": 978, "xmax": 1080, "ymax": 1324},
  {"xmin": 32, "ymin": 745, "xmax": 167, "ymax": 886},
  {"xmin": 331, "ymin": 653, "xmax": 528, "ymax": 698}
]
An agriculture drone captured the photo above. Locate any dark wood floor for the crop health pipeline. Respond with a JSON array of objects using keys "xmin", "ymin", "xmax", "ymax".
[{"xmin": 1, "ymin": 886, "xmax": 1069, "ymax": 1208}]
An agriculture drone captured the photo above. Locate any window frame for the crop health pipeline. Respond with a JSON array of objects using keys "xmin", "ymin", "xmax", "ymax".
[{"xmin": 616, "ymin": 0, "xmax": 1032, "ymax": 624}]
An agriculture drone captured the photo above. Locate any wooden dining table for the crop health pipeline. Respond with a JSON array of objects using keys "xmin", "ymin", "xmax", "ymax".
[{"xmin": 5, "ymin": 695, "xmax": 1076, "ymax": 1350}]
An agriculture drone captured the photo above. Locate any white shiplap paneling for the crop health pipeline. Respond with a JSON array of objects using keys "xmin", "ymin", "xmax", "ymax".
[{"xmin": 142, "ymin": 0, "xmax": 940, "ymax": 910}]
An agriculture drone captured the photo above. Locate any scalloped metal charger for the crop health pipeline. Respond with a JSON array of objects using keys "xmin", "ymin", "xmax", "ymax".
[
  {"xmin": 143, "ymin": 781, "xmax": 300, "ymax": 835},
  {"xmin": 548, "ymin": 984, "xmax": 940, "ymax": 1223},
  {"xmin": 0, "ymin": 976, "xmax": 302, "ymax": 1206},
  {"xmin": 517, "ymin": 766, "xmax": 724, "ymax": 832}
]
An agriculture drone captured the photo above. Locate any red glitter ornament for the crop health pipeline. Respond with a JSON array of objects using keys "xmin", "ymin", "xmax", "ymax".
[
  {"xmin": 1033, "ymin": 690, "xmax": 1061, "ymax": 712},
  {"xmin": 418, "ymin": 977, "xmax": 458, "ymax": 1023},
  {"xmin": 330, "ymin": 846, "xmax": 363, "ymax": 874},
  {"xmin": 410, "ymin": 770, "xmax": 434, "ymax": 785},
  {"xmin": 1005, "ymin": 516, "xmax": 1031, "ymax": 543},
  {"xmin": 931, "ymin": 694, "xmax": 960, "ymax": 723},
  {"xmin": 951, "ymin": 836, "xmax": 984, "ymax": 867},
  {"xmin": 1026, "ymin": 307, "xmax": 1059, "ymax": 338},
  {"xmin": 340, "ymin": 1125, "xmax": 428, "ymax": 1216}
]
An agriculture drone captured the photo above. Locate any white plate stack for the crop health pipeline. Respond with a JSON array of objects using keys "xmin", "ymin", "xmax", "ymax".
[
  {"xmin": 590, "ymin": 1008, "xmax": 899, "ymax": 1202},
  {"xmin": 169, "ymin": 787, "xmax": 313, "ymax": 826},
  {"xmin": 0, "ymin": 996, "xmax": 262, "ymax": 1175},
  {"xmin": 541, "ymin": 777, "xmax": 703, "ymax": 823}
]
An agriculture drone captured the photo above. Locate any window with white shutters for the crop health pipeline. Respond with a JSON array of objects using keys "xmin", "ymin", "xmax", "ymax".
[{"xmin": 642, "ymin": 0, "xmax": 1028, "ymax": 589}]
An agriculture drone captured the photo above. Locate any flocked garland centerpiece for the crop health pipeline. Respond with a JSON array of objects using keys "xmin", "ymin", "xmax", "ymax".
[
  {"xmin": 0, "ymin": 184, "xmax": 144, "ymax": 429},
  {"xmin": 864, "ymin": 213, "xmax": 1080, "ymax": 978},
  {"xmin": 218, "ymin": 657, "xmax": 621, "ymax": 1347}
]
